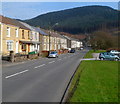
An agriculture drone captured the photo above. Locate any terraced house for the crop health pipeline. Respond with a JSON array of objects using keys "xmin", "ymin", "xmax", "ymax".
[
  {"xmin": 43, "ymin": 30, "xmax": 67, "ymax": 51},
  {"xmin": 0, "ymin": 15, "xmax": 83, "ymax": 58},
  {"xmin": 0, "ymin": 16, "xmax": 41, "ymax": 56},
  {"xmin": 40, "ymin": 29, "xmax": 49, "ymax": 51},
  {"xmin": 50, "ymin": 31, "xmax": 67, "ymax": 50},
  {"xmin": 20, "ymin": 22, "xmax": 40, "ymax": 53},
  {"xmin": 0, "ymin": 16, "xmax": 31, "ymax": 55},
  {"xmin": 62, "ymin": 35, "xmax": 82, "ymax": 49}
]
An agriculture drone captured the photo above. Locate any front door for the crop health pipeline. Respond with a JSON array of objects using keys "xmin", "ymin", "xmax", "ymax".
[{"xmin": 28, "ymin": 44, "xmax": 30, "ymax": 52}]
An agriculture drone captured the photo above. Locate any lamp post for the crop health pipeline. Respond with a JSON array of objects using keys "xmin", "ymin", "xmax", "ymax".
[{"xmin": 48, "ymin": 23, "xmax": 58, "ymax": 54}]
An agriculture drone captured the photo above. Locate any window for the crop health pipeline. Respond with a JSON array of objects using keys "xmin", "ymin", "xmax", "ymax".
[
  {"xmin": 15, "ymin": 29, "xmax": 19, "ymax": 37},
  {"xmin": 35, "ymin": 33, "xmax": 37, "ymax": 40},
  {"xmin": 22, "ymin": 30, "xmax": 25, "ymax": 39},
  {"xmin": 28, "ymin": 31, "xmax": 30, "ymax": 39},
  {"xmin": 22, "ymin": 44, "xmax": 26, "ymax": 50},
  {"xmin": 7, "ymin": 41, "xmax": 13, "ymax": 51},
  {"xmin": 6, "ymin": 27, "xmax": 10, "ymax": 37}
]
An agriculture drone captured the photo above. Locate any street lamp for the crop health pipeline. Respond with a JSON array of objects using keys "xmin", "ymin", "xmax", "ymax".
[{"xmin": 49, "ymin": 23, "xmax": 58, "ymax": 54}]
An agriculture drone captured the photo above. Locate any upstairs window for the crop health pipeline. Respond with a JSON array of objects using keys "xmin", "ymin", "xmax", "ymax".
[
  {"xmin": 28, "ymin": 31, "xmax": 30, "ymax": 39},
  {"xmin": 35, "ymin": 33, "xmax": 37, "ymax": 40},
  {"xmin": 22, "ymin": 30, "xmax": 25, "ymax": 39},
  {"xmin": 6, "ymin": 27, "xmax": 10, "ymax": 37},
  {"xmin": 15, "ymin": 28, "xmax": 19, "ymax": 37}
]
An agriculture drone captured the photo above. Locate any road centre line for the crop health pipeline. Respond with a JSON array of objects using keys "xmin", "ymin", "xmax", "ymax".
[
  {"xmin": 34, "ymin": 64, "xmax": 46, "ymax": 69},
  {"xmin": 5, "ymin": 70, "xmax": 29, "ymax": 79},
  {"xmin": 58, "ymin": 59, "xmax": 62, "ymax": 61},
  {"xmin": 49, "ymin": 61, "xmax": 55, "ymax": 64}
]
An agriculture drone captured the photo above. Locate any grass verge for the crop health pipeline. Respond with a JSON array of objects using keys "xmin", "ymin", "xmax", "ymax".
[
  {"xmin": 67, "ymin": 60, "xmax": 118, "ymax": 102},
  {"xmin": 84, "ymin": 50, "xmax": 106, "ymax": 58}
]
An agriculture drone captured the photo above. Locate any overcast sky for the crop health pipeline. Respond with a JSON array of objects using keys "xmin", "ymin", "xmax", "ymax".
[{"xmin": 1, "ymin": 2, "xmax": 119, "ymax": 20}]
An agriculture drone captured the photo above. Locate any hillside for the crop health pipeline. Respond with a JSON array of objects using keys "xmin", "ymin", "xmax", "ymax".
[{"xmin": 23, "ymin": 5, "xmax": 119, "ymax": 34}]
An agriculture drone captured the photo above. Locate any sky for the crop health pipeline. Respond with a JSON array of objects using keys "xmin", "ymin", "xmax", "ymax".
[{"xmin": 1, "ymin": 2, "xmax": 119, "ymax": 20}]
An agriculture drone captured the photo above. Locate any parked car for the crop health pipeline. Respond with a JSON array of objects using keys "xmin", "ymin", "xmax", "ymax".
[
  {"xmin": 70, "ymin": 49, "xmax": 75, "ymax": 53},
  {"xmin": 109, "ymin": 50, "xmax": 120, "ymax": 55},
  {"xmin": 68, "ymin": 48, "xmax": 71, "ymax": 53},
  {"xmin": 99, "ymin": 52, "xmax": 119, "ymax": 61},
  {"xmin": 80, "ymin": 47, "xmax": 83, "ymax": 50},
  {"xmin": 48, "ymin": 51, "xmax": 58, "ymax": 58}
]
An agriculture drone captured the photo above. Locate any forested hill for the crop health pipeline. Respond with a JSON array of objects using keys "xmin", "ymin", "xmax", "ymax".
[{"xmin": 23, "ymin": 5, "xmax": 119, "ymax": 34}]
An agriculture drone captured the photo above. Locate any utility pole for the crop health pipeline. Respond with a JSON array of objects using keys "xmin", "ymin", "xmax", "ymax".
[
  {"xmin": 48, "ymin": 23, "xmax": 58, "ymax": 54},
  {"xmin": 49, "ymin": 31, "xmax": 51, "ymax": 54}
]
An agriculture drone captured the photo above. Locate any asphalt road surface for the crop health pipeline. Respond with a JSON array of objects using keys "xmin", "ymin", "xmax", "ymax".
[{"xmin": 2, "ymin": 49, "xmax": 88, "ymax": 103}]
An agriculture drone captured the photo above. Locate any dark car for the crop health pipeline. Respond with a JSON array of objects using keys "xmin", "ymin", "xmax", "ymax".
[
  {"xmin": 70, "ymin": 49, "xmax": 75, "ymax": 53},
  {"xmin": 99, "ymin": 52, "xmax": 119, "ymax": 61}
]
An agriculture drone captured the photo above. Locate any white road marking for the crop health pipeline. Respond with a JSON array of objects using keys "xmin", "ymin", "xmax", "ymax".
[
  {"xmin": 5, "ymin": 70, "xmax": 29, "ymax": 79},
  {"xmin": 58, "ymin": 59, "xmax": 62, "ymax": 61},
  {"xmin": 49, "ymin": 61, "xmax": 55, "ymax": 64},
  {"xmin": 34, "ymin": 64, "xmax": 46, "ymax": 69}
]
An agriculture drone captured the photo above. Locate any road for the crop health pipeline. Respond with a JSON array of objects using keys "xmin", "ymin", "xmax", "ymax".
[{"xmin": 2, "ymin": 49, "xmax": 88, "ymax": 103}]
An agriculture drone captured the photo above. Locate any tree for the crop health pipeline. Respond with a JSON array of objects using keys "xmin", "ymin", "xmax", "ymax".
[{"xmin": 90, "ymin": 31, "xmax": 116, "ymax": 50}]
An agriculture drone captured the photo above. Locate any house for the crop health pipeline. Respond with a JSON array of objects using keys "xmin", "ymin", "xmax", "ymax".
[
  {"xmin": 0, "ymin": 22, "xmax": 2, "ymax": 55},
  {"xmin": 20, "ymin": 22, "xmax": 40, "ymax": 53},
  {"xmin": 62, "ymin": 34, "xmax": 83, "ymax": 49},
  {"xmin": 41, "ymin": 30, "xmax": 56, "ymax": 51},
  {"xmin": 0, "ymin": 15, "xmax": 31, "ymax": 55},
  {"xmin": 33, "ymin": 27, "xmax": 48, "ymax": 53},
  {"xmin": 55, "ymin": 32, "xmax": 67, "ymax": 50},
  {"xmin": 62, "ymin": 35, "xmax": 71, "ymax": 49},
  {"xmin": 39, "ymin": 29, "xmax": 49, "ymax": 51},
  {"xmin": 43, "ymin": 30, "xmax": 67, "ymax": 51}
]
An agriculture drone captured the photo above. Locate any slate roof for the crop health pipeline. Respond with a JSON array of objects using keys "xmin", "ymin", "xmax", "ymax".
[
  {"xmin": 33, "ymin": 27, "xmax": 48, "ymax": 36},
  {"xmin": 62, "ymin": 35, "xmax": 79, "ymax": 41},
  {"xmin": 0, "ymin": 15, "xmax": 30, "ymax": 30}
]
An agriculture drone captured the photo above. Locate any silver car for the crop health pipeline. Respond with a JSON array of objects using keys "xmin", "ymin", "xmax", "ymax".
[{"xmin": 48, "ymin": 51, "xmax": 58, "ymax": 58}]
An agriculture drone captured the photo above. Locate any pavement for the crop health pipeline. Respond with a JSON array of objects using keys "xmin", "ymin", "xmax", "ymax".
[
  {"xmin": 82, "ymin": 53, "xmax": 100, "ymax": 61},
  {"xmin": 92, "ymin": 53, "xmax": 100, "ymax": 59},
  {"xmin": 2, "ymin": 49, "xmax": 89, "ymax": 103}
]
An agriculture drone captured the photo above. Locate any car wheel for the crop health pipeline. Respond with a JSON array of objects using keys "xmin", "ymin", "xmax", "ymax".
[
  {"xmin": 100, "ymin": 58, "xmax": 104, "ymax": 60},
  {"xmin": 115, "ymin": 58, "xmax": 119, "ymax": 61}
]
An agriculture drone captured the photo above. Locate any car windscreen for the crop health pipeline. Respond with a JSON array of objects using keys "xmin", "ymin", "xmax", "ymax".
[{"xmin": 50, "ymin": 52, "xmax": 56, "ymax": 54}]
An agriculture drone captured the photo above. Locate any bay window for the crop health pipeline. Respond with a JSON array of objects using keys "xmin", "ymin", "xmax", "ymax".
[{"xmin": 7, "ymin": 40, "xmax": 13, "ymax": 51}]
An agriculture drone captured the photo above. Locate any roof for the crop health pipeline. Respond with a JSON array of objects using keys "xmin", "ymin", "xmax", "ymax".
[
  {"xmin": 62, "ymin": 35, "xmax": 71, "ymax": 40},
  {"xmin": 19, "ymin": 21, "xmax": 35, "ymax": 31},
  {"xmin": 0, "ymin": 15, "xmax": 30, "ymax": 30},
  {"xmin": 19, "ymin": 21, "xmax": 48, "ymax": 35},
  {"xmin": 43, "ymin": 30, "xmax": 66, "ymax": 38},
  {"xmin": 20, "ymin": 40, "xmax": 40, "ymax": 44},
  {"xmin": 33, "ymin": 27, "xmax": 48, "ymax": 36},
  {"xmin": 62, "ymin": 35, "xmax": 79, "ymax": 41}
]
